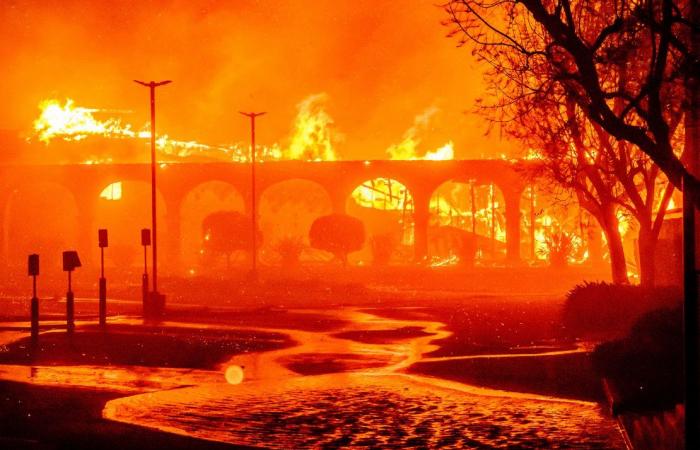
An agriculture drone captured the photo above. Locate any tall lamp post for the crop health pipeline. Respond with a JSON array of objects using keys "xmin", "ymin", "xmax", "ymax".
[
  {"xmin": 134, "ymin": 80, "xmax": 171, "ymax": 315},
  {"xmin": 239, "ymin": 111, "xmax": 266, "ymax": 282}
]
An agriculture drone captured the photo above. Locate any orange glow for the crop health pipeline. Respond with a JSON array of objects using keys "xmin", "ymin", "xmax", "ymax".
[{"xmin": 224, "ymin": 365, "xmax": 244, "ymax": 385}]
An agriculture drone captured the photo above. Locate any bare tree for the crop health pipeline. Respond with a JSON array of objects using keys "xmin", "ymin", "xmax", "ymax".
[
  {"xmin": 517, "ymin": 91, "xmax": 678, "ymax": 285},
  {"xmin": 444, "ymin": 0, "xmax": 699, "ymax": 208}
]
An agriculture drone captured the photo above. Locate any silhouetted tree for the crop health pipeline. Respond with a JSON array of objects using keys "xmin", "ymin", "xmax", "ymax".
[
  {"xmin": 511, "ymin": 92, "xmax": 678, "ymax": 284},
  {"xmin": 538, "ymin": 230, "xmax": 574, "ymax": 268},
  {"xmin": 444, "ymin": 0, "xmax": 700, "ymax": 210},
  {"xmin": 309, "ymin": 214, "xmax": 365, "ymax": 266},
  {"xmin": 202, "ymin": 211, "xmax": 262, "ymax": 269}
]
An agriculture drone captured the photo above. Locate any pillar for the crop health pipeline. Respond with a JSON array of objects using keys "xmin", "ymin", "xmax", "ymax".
[
  {"xmin": 73, "ymin": 189, "xmax": 99, "ymax": 266},
  {"xmin": 0, "ymin": 188, "xmax": 13, "ymax": 267},
  {"xmin": 329, "ymin": 187, "xmax": 347, "ymax": 214},
  {"xmin": 164, "ymin": 195, "xmax": 184, "ymax": 275},
  {"xmin": 413, "ymin": 190, "xmax": 430, "ymax": 263},
  {"xmin": 503, "ymin": 188, "xmax": 522, "ymax": 263}
]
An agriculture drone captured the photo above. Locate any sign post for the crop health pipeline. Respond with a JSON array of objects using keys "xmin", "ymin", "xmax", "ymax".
[
  {"xmin": 98, "ymin": 229, "xmax": 108, "ymax": 329},
  {"xmin": 62, "ymin": 250, "xmax": 81, "ymax": 334},
  {"xmin": 28, "ymin": 254, "xmax": 39, "ymax": 344},
  {"xmin": 141, "ymin": 228, "xmax": 150, "ymax": 316}
]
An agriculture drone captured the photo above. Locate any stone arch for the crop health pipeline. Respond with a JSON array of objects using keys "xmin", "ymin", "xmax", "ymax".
[
  {"xmin": 179, "ymin": 180, "xmax": 245, "ymax": 273},
  {"xmin": 93, "ymin": 179, "xmax": 168, "ymax": 272},
  {"xmin": 429, "ymin": 180, "xmax": 508, "ymax": 262},
  {"xmin": 258, "ymin": 178, "xmax": 333, "ymax": 264},
  {"xmin": 3, "ymin": 181, "xmax": 80, "ymax": 270},
  {"xmin": 345, "ymin": 177, "xmax": 415, "ymax": 265}
]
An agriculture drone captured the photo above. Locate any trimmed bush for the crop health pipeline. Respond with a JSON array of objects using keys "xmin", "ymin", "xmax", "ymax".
[
  {"xmin": 562, "ymin": 281, "xmax": 680, "ymax": 338},
  {"xmin": 309, "ymin": 214, "xmax": 365, "ymax": 265},
  {"xmin": 593, "ymin": 306, "xmax": 683, "ymax": 413}
]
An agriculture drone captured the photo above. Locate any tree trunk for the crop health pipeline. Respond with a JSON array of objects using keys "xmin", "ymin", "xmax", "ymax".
[
  {"xmin": 600, "ymin": 208, "xmax": 629, "ymax": 284},
  {"xmin": 637, "ymin": 226, "xmax": 657, "ymax": 287}
]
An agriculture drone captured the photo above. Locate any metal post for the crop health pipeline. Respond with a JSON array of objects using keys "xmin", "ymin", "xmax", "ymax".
[
  {"xmin": 239, "ymin": 111, "xmax": 266, "ymax": 282},
  {"xmin": 66, "ymin": 271, "xmax": 74, "ymax": 334},
  {"xmin": 470, "ymin": 181, "xmax": 477, "ymax": 234},
  {"xmin": 684, "ymin": 178, "xmax": 699, "ymax": 448},
  {"xmin": 683, "ymin": 0, "xmax": 700, "ymax": 434},
  {"xmin": 490, "ymin": 184, "xmax": 496, "ymax": 257},
  {"xmin": 30, "ymin": 274, "xmax": 38, "ymax": 344},
  {"xmin": 530, "ymin": 186, "xmax": 536, "ymax": 259},
  {"xmin": 99, "ymin": 246, "xmax": 106, "ymax": 329},
  {"xmin": 142, "ymin": 242, "xmax": 149, "ymax": 314},
  {"xmin": 134, "ymin": 80, "xmax": 171, "ymax": 301}
]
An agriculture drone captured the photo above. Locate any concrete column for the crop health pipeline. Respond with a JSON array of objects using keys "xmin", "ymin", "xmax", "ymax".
[
  {"xmin": 164, "ymin": 196, "xmax": 184, "ymax": 275},
  {"xmin": 74, "ymin": 191, "xmax": 99, "ymax": 266},
  {"xmin": 0, "ymin": 188, "xmax": 13, "ymax": 267},
  {"xmin": 329, "ymin": 188, "xmax": 347, "ymax": 214},
  {"xmin": 413, "ymin": 190, "xmax": 430, "ymax": 263},
  {"xmin": 503, "ymin": 188, "xmax": 522, "ymax": 263}
]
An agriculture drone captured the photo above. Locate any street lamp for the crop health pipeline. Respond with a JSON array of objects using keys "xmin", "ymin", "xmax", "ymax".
[
  {"xmin": 239, "ymin": 111, "xmax": 266, "ymax": 282},
  {"xmin": 134, "ymin": 79, "xmax": 171, "ymax": 315}
]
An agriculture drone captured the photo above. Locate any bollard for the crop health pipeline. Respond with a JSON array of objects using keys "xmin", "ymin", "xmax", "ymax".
[
  {"xmin": 62, "ymin": 250, "xmax": 81, "ymax": 335},
  {"xmin": 141, "ymin": 229, "xmax": 151, "ymax": 318},
  {"xmin": 99, "ymin": 277, "xmax": 107, "ymax": 328},
  {"xmin": 142, "ymin": 273, "xmax": 149, "ymax": 315},
  {"xmin": 31, "ymin": 296, "xmax": 39, "ymax": 342},
  {"xmin": 66, "ymin": 288, "xmax": 74, "ymax": 334},
  {"xmin": 28, "ymin": 254, "xmax": 40, "ymax": 344},
  {"xmin": 98, "ymin": 229, "xmax": 108, "ymax": 329}
]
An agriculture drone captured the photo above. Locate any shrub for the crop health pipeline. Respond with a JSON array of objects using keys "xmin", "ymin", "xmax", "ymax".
[
  {"xmin": 309, "ymin": 214, "xmax": 365, "ymax": 266},
  {"xmin": 593, "ymin": 306, "xmax": 683, "ymax": 413},
  {"xmin": 562, "ymin": 281, "xmax": 681, "ymax": 338},
  {"xmin": 537, "ymin": 231, "xmax": 574, "ymax": 267}
]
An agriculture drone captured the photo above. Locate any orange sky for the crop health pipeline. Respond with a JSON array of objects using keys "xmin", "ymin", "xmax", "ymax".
[{"xmin": 0, "ymin": 0, "xmax": 518, "ymax": 161}]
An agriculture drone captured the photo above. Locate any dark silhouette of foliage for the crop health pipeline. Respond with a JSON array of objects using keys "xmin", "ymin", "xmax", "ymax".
[
  {"xmin": 538, "ymin": 231, "xmax": 574, "ymax": 268},
  {"xmin": 562, "ymin": 281, "xmax": 681, "ymax": 337},
  {"xmin": 593, "ymin": 306, "xmax": 683, "ymax": 412},
  {"xmin": 443, "ymin": 0, "xmax": 700, "ymax": 210},
  {"xmin": 309, "ymin": 214, "xmax": 365, "ymax": 265}
]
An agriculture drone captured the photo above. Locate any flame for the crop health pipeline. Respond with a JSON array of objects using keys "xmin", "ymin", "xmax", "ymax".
[
  {"xmin": 33, "ymin": 98, "xmax": 253, "ymax": 162},
  {"xmin": 524, "ymin": 148, "xmax": 544, "ymax": 160},
  {"xmin": 99, "ymin": 181, "xmax": 122, "ymax": 201},
  {"xmin": 351, "ymin": 178, "xmax": 412, "ymax": 211},
  {"xmin": 34, "ymin": 99, "xmax": 142, "ymax": 143},
  {"xmin": 353, "ymin": 109, "xmax": 452, "ymax": 212},
  {"xmin": 32, "ymin": 96, "xmax": 343, "ymax": 163},
  {"xmin": 386, "ymin": 107, "xmax": 453, "ymax": 161},
  {"xmin": 287, "ymin": 93, "xmax": 340, "ymax": 161},
  {"xmin": 424, "ymin": 142, "xmax": 454, "ymax": 160}
]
